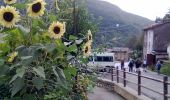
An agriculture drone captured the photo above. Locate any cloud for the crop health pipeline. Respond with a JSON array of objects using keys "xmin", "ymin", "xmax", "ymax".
[{"xmin": 102, "ymin": 0, "xmax": 170, "ymax": 20}]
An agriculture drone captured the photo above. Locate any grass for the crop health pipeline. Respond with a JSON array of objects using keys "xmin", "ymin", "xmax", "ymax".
[{"xmin": 160, "ymin": 63, "xmax": 170, "ymax": 76}]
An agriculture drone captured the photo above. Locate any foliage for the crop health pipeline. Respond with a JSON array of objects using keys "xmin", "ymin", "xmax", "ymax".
[
  {"xmin": 161, "ymin": 62, "xmax": 170, "ymax": 76},
  {"xmin": 0, "ymin": 0, "xmax": 96, "ymax": 99}
]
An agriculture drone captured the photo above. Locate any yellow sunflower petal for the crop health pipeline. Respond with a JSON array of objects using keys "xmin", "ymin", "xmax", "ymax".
[
  {"xmin": 4, "ymin": 0, "xmax": 16, "ymax": 5},
  {"xmin": 83, "ymin": 42, "xmax": 91, "ymax": 56},
  {"xmin": 7, "ymin": 51, "xmax": 18, "ymax": 62},
  {"xmin": 27, "ymin": 0, "xmax": 46, "ymax": 18},
  {"xmin": 8, "ymin": 57, "xmax": 14, "ymax": 63},
  {"xmin": 48, "ymin": 21, "xmax": 65, "ymax": 39},
  {"xmin": 0, "ymin": 6, "xmax": 20, "ymax": 28},
  {"xmin": 87, "ymin": 29, "xmax": 93, "ymax": 42}
]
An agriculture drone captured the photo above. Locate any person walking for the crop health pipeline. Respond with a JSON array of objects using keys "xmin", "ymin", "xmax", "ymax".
[
  {"xmin": 156, "ymin": 60, "xmax": 162, "ymax": 74},
  {"xmin": 128, "ymin": 59, "xmax": 134, "ymax": 72},
  {"xmin": 121, "ymin": 59, "xmax": 125, "ymax": 70},
  {"xmin": 143, "ymin": 59, "xmax": 147, "ymax": 72},
  {"xmin": 135, "ymin": 59, "xmax": 142, "ymax": 73}
]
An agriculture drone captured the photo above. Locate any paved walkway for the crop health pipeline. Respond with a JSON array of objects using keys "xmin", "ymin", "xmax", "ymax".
[
  {"xmin": 87, "ymin": 87, "xmax": 125, "ymax": 100},
  {"xmin": 100, "ymin": 62, "xmax": 170, "ymax": 100}
]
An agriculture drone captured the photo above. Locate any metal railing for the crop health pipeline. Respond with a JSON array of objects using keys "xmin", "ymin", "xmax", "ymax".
[{"xmin": 110, "ymin": 67, "xmax": 170, "ymax": 100}]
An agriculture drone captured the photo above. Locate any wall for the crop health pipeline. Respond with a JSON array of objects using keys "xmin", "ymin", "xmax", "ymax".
[
  {"xmin": 167, "ymin": 45, "xmax": 170, "ymax": 59},
  {"xmin": 153, "ymin": 23, "xmax": 170, "ymax": 52}
]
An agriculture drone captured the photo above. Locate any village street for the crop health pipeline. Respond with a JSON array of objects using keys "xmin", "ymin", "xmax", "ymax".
[{"xmin": 98, "ymin": 61, "xmax": 170, "ymax": 100}]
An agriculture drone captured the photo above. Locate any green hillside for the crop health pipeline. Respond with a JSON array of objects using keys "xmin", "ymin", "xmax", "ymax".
[{"xmin": 87, "ymin": 0, "xmax": 153, "ymax": 47}]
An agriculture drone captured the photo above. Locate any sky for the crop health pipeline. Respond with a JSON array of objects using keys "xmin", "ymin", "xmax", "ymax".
[{"xmin": 103, "ymin": 0, "xmax": 170, "ymax": 20}]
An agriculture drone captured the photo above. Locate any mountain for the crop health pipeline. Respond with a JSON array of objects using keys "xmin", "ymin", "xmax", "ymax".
[{"xmin": 87, "ymin": 0, "xmax": 153, "ymax": 47}]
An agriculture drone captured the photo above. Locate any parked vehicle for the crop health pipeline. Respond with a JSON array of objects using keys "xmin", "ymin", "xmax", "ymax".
[{"xmin": 87, "ymin": 52, "xmax": 115, "ymax": 72}]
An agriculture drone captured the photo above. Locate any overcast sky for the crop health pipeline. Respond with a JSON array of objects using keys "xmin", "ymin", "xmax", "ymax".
[{"xmin": 102, "ymin": 0, "xmax": 170, "ymax": 20}]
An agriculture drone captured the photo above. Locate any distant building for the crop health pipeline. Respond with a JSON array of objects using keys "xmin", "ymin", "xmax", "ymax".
[
  {"xmin": 143, "ymin": 22, "xmax": 170, "ymax": 65},
  {"xmin": 107, "ymin": 47, "xmax": 131, "ymax": 61}
]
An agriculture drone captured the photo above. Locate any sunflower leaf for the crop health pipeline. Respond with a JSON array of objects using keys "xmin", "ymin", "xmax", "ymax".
[
  {"xmin": 69, "ymin": 35, "xmax": 77, "ymax": 40},
  {"xmin": 13, "ymin": 3, "xmax": 26, "ymax": 10},
  {"xmin": 33, "ymin": 67, "xmax": 45, "ymax": 79}
]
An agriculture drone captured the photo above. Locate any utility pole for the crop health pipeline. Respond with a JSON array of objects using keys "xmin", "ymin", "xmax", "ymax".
[{"xmin": 72, "ymin": 0, "xmax": 78, "ymax": 35}]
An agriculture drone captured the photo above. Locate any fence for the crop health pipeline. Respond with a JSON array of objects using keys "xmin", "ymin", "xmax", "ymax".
[{"xmin": 110, "ymin": 67, "xmax": 170, "ymax": 100}]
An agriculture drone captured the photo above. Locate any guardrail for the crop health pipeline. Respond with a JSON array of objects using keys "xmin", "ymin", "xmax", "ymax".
[{"xmin": 110, "ymin": 67, "xmax": 170, "ymax": 100}]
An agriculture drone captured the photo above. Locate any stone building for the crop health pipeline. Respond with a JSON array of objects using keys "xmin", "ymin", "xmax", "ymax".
[
  {"xmin": 143, "ymin": 22, "xmax": 170, "ymax": 65},
  {"xmin": 107, "ymin": 47, "xmax": 131, "ymax": 61}
]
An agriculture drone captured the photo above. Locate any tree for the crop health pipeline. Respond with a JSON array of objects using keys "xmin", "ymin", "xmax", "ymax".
[
  {"xmin": 163, "ymin": 9, "xmax": 170, "ymax": 22},
  {"xmin": 57, "ymin": 0, "xmax": 98, "ymax": 37}
]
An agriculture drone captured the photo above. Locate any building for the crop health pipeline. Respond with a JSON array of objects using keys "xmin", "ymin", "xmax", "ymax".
[
  {"xmin": 107, "ymin": 47, "xmax": 131, "ymax": 61},
  {"xmin": 167, "ymin": 45, "xmax": 170, "ymax": 59},
  {"xmin": 143, "ymin": 22, "xmax": 170, "ymax": 65}
]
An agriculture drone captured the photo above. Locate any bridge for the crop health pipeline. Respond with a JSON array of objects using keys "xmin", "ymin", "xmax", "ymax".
[{"xmin": 87, "ymin": 67, "xmax": 170, "ymax": 100}]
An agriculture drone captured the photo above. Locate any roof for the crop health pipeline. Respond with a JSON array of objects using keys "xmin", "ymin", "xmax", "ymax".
[
  {"xmin": 143, "ymin": 21, "xmax": 170, "ymax": 31},
  {"xmin": 90, "ymin": 52, "xmax": 114, "ymax": 56},
  {"xmin": 107, "ymin": 47, "xmax": 130, "ymax": 52}
]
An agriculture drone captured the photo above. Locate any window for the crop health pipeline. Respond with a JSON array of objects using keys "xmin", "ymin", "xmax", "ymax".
[
  {"xmin": 95, "ymin": 56, "xmax": 103, "ymax": 61},
  {"xmin": 103, "ymin": 56, "xmax": 113, "ymax": 62},
  {"xmin": 94, "ymin": 56, "xmax": 113, "ymax": 62}
]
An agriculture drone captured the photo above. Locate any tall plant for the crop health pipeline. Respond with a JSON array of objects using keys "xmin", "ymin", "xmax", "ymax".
[{"xmin": 0, "ymin": 0, "xmax": 94, "ymax": 99}]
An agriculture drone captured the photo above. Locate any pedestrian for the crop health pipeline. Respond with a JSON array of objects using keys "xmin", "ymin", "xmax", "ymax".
[
  {"xmin": 128, "ymin": 59, "xmax": 134, "ymax": 72},
  {"xmin": 155, "ymin": 60, "xmax": 162, "ymax": 74},
  {"xmin": 135, "ymin": 59, "xmax": 142, "ymax": 73},
  {"xmin": 121, "ymin": 59, "xmax": 124, "ymax": 70},
  {"xmin": 143, "ymin": 59, "xmax": 147, "ymax": 72}
]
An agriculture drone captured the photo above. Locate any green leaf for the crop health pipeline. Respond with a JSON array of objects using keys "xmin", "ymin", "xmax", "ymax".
[
  {"xmin": 21, "ymin": 56, "xmax": 33, "ymax": 60},
  {"xmin": 64, "ymin": 67, "xmax": 77, "ymax": 80},
  {"xmin": 0, "ymin": 65, "xmax": 9, "ymax": 76},
  {"xmin": 33, "ymin": 67, "xmax": 45, "ymax": 79},
  {"xmin": 49, "ymin": 14, "xmax": 58, "ymax": 22},
  {"xmin": 23, "ymin": 94, "xmax": 36, "ymax": 100},
  {"xmin": 15, "ymin": 45, "xmax": 26, "ymax": 52},
  {"xmin": 11, "ymin": 77, "xmax": 24, "ymax": 97},
  {"xmin": 9, "ymin": 67, "xmax": 25, "ymax": 84},
  {"xmin": 68, "ymin": 44, "xmax": 77, "ymax": 52},
  {"xmin": 16, "ymin": 67, "xmax": 25, "ymax": 78},
  {"xmin": 20, "ymin": 56, "xmax": 33, "ymax": 65},
  {"xmin": 0, "ymin": 59, "xmax": 5, "ymax": 66},
  {"xmin": 9, "ymin": 75, "xmax": 18, "ymax": 84},
  {"xmin": 13, "ymin": 3, "xmax": 26, "ymax": 10},
  {"xmin": 0, "ymin": 27, "xmax": 16, "ymax": 33},
  {"xmin": 32, "ymin": 77, "xmax": 43, "ymax": 90},
  {"xmin": 52, "ymin": 66, "xmax": 66, "ymax": 84},
  {"xmin": 45, "ymin": 43, "xmax": 56, "ymax": 53},
  {"xmin": 69, "ymin": 35, "xmax": 77, "ymax": 40}
]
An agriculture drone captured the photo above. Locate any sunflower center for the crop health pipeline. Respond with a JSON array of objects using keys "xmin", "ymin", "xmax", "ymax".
[
  {"xmin": 85, "ymin": 47, "xmax": 88, "ymax": 53},
  {"xmin": 53, "ymin": 26, "xmax": 60, "ymax": 34},
  {"xmin": 89, "ymin": 35, "xmax": 92, "ymax": 40},
  {"xmin": 3, "ymin": 12, "xmax": 14, "ymax": 22},
  {"xmin": 32, "ymin": 2, "xmax": 42, "ymax": 13}
]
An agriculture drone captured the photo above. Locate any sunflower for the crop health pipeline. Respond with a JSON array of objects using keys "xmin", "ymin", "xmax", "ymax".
[
  {"xmin": 4, "ymin": 0, "xmax": 17, "ymax": 4},
  {"xmin": 83, "ymin": 42, "xmax": 91, "ymax": 56},
  {"xmin": 27, "ymin": 0, "xmax": 46, "ymax": 18},
  {"xmin": 7, "ymin": 51, "xmax": 18, "ymax": 63},
  {"xmin": 0, "ymin": 6, "xmax": 20, "ymax": 28},
  {"xmin": 48, "ymin": 21, "xmax": 66, "ymax": 39},
  {"xmin": 87, "ymin": 30, "xmax": 92, "ymax": 42}
]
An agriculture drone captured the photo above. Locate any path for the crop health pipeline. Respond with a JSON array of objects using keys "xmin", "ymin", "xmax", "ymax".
[
  {"xmin": 87, "ymin": 87, "xmax": 125, "ymax": 100},
  {"xmin": 100, "ymin": 62, "xmax": 170, "ymax": 100}
]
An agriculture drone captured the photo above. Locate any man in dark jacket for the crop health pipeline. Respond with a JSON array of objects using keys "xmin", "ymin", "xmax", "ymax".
[
  {"xmin": 135, "ymin": 59, "xmax": 142, "ymax": 72},
  {"xmin": 128, "ymin": 59, "xmax": 134, "ymax": 72}
]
